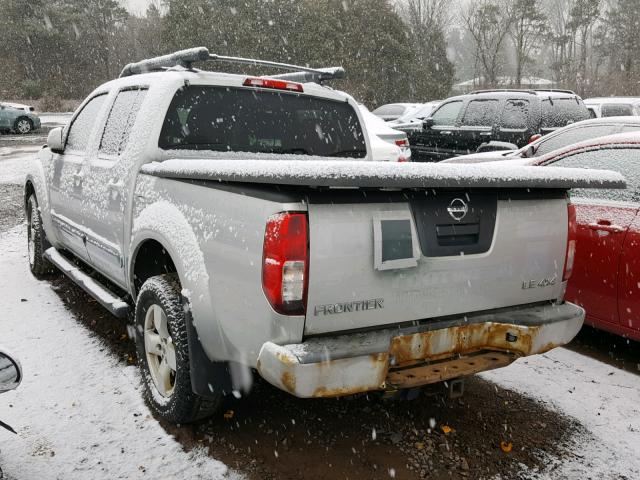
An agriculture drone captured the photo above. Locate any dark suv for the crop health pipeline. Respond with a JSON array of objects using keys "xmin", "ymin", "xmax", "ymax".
[{"xmin": 406, "ymin": 89, "xmax": 591, "ymax": 162}]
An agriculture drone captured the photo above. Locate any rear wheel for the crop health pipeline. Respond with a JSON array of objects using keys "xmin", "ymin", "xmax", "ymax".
[
  {"xmin": 14, "ymin": 117, "xmax": 32, "ymax": 134},
  {"xmin": 135, "ymin": 274, "xmax": 221, "ymax": 423},
  {"xmin": 26, "ymin": 194, "xmax": 54, "ymax": 277}
]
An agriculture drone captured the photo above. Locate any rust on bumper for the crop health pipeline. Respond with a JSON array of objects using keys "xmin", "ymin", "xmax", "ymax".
[{"xmin": 256, "ymin": 303, "xmax": 584, "ymax": 398}]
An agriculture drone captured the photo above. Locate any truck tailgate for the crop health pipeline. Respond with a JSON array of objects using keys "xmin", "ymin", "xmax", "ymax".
[{"xmin": 305, "ymin": 189, "xmax": 568, "ymax": 335}]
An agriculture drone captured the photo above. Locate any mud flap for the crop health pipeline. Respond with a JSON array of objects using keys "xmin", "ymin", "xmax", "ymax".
[{"xmin": 182, "ymin": 297, "xmax": 233, "ymax": 399}]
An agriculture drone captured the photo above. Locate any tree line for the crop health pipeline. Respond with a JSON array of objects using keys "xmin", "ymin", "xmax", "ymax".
[
  {"xmin": 0, "ymin": 0, "xmax": 454, "ymax": 108},
  {"xmin": 457, "ymin": 0, "xmax": 640, "ymax": 97}
]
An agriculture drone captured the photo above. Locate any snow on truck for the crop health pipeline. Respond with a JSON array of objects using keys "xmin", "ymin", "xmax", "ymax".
[{"xmin": 23, "ymin": 48, "xmax": 625, "ymax": 424}]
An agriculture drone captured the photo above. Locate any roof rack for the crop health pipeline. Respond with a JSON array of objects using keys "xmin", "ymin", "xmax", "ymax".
[
  {"xmin": 532, "ymin": 89, "xmax": 576, "ymax": 95},
  {"xmin": 119, "ymin": 47, "xmax": 345, "ymax": 83},
  {"xmin": 469, "ymin": 89, "xmax": 537, "ymax": 95}
]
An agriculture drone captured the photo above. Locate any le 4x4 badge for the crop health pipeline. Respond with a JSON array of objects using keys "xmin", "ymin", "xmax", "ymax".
[{"xmin": 522, "ymin": 276, "xmax": 557, "ymax": 289}]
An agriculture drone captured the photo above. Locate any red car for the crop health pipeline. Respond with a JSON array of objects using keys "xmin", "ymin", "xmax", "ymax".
[{"xmin": 529, "ymin": 132, "xmax": 640, "ymax": 341}]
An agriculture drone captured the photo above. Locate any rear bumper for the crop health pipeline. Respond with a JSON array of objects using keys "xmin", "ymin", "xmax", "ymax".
[{"xmin": 256, "ymin": 302, "xmax": 584, "ymax": 398}]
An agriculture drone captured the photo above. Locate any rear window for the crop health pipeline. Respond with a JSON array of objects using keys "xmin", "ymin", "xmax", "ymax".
[
  {"xmin": 461, "ymin": 99, "xmax": 500, "ymax": 127},
  {"xmin": 541, "ymin": 98, "xmax": 590, "ymax": 129},
  {"xmin": 372, "ymin": 104, "xmax": 406, "ymax": 117},
  {"xmin": 159, "ymin": 86, "xmax": 366, "ymax": 158},
  {"xmin": 601, "ymin": 103, "xmax": 634, "ymax": 117},
  {"xmin": 535, "ymin": 124, "xmax": 617, "ymax": 157}
]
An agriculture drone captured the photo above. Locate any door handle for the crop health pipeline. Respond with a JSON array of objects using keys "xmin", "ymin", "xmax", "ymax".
[{"xmin": 588, "ymin": 221, "xmax": 625, "ymax": 233}]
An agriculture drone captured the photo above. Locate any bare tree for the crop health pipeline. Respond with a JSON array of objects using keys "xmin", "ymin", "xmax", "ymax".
[
  {"xmin": 461, "ymin": 0, "xmax": 513, "ymax": 87},
  {"xmin": 507, "ymin": 0, "xmax": 548, "ymax": 87}
]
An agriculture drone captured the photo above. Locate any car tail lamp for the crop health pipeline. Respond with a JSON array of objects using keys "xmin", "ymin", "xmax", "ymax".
[
  {"xmin": 243, "ymin": 77, "xmax": 303, "ymax": 92},
  {"xmin": 395, "ymin": 138, "xmax": 409, "ymax": 148},
  {"xmin": 528, "ymin": 134, "xmax": 542, "ymax": 144},
  {"xmin": 563, "ymin": 202, "xmax": 577, "ymax": 282},
  {"xmin": 262, "ymin": 212, "xmax": 309, "ymax": 315}
]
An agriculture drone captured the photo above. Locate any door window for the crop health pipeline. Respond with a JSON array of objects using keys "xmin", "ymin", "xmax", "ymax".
[
  {"xmin": 601, "ymin": 103, "xmax": 634, "ymax": 117},
  {"xmin": 65, "ymin": 94, "xmax": 107, "ymax": 153},
  {"xmin": 100, "ymin": 88, "xmax": 148, "ymax": 156},
  {"xmin": 430, "ymin": 101, "xmax": 463, "ymax": 126},
  {"xmin": 548, "ymin": 147, "xmax": 640, "ymax": 202},
  {"xmin": 461, "ymin": 99, "xmax": 499, "ymax": 127},
  {"xmin": 535, "ymin": 125, "xmax": 617, "ymax": 157},
  {"xmin": 500, "ymin": 99, "xmax": 529, "ymax": 129}
]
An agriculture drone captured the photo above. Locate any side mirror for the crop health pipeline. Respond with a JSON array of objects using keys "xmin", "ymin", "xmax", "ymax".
[
  {"xmin": 0, "ymin": 350, "xmax": 22, "ymax": 394},
  {"xmin": 423, "ymin": 118, "xmax": 435, "ymax": 129},
  {"xmin": 47, "ymin": 127, "xmax": 64, "ymax": 153}
]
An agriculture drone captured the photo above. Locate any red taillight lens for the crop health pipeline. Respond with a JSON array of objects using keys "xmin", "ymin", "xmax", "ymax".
[
  {"xmin": 262, "ymin": 212, "xmax": 309, "ymax": 315},
  {"xmin": 528, "ymin": 134, "xmax": 542, "ymax": 144},
  {"xmin": 563, "ymin": 202, "xmax": 577, "ymax": 282},
  {"xmin": 395, "ymin": 138, "xmax": 409, "ymax": 148},
  {"xmin": 243, "ymin": 77, "xmax": 304, "ymax": 92}
]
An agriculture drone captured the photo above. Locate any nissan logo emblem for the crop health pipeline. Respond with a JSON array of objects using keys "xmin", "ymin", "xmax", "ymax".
[{"xmin": 447, "ymin": 198, "xmax": 468, "ymax": 221}]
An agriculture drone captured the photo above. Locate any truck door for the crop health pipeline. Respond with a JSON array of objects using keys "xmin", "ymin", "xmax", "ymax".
[
  {"xmin": 83, "ymin": 87, "xmax": 148, "ymax": 287},
  {"xmin": 49, "ymin": 93, "xmax": 108, "ymax": 262}
]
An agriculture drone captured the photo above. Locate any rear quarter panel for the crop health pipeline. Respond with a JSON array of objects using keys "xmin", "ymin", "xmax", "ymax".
[{"xmin": 131, "ymin": 174, "xmax": 308, "ymax": 366}]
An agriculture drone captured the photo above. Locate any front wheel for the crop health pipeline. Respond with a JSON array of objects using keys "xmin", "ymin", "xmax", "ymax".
[
  {"xmin": 14, "ymin": 117, "xmax": 33, "ymax": 134},
  {"xmin": 135, "ymin": 274, "xmax": 221, "ymax": 423}
]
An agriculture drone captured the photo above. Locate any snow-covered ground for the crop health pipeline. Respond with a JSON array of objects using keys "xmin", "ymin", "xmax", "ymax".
[
  {"xmin": 482, "ymin": 350, "xmax": 640, "ymax": 479},
  {"xmin": 0, "ymin": 227, "xmax": 238, "ymax": 480}
]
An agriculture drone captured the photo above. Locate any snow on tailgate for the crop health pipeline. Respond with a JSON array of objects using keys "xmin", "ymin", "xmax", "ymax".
[{"xmin": 141, "ymin": 159, "xmax": 626, "ymax": 190}]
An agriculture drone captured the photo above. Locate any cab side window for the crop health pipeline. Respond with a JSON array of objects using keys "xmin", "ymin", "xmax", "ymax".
[
  {"xmin": 549, "ymin": 148, "xmax": 640, "ymax": 202},
  {"xmin": 99, "ymin": 88, "xmax": 148, "ymax": 156},
  {"xmin": 66, "ymin": 94, "xmax": 107, "ymax": 153},
  {"xmin": 461, "ymin": 99, "xmax": 499, "ymax": 127}
]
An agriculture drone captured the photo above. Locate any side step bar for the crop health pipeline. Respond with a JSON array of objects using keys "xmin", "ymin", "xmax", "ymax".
[{"xmin": 44, "ymin": 247, "xmax": 130, "ymax": 318}]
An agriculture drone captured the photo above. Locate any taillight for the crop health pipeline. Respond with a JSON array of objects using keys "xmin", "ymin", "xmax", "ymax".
[
  {"xmin": 395, "ymin": 138, "xmax": 409, "ymax": 148},
  {"xmin": 262, "ymin": 212, "xmax": 309, "ymax": 315},
  {"xmin": 528, "ymin": 134, "xmax": 542, "ymax": 144},
  {"xmin": 563, "ymin": 202, "xmax": 577, "ymax": 282},
  {"xmin": 243, "ymin": 77, "xmax": 304, "ymax": 92}
]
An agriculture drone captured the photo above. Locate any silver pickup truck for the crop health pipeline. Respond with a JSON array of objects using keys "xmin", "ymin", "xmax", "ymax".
[{"xmin": 24, "ymin": 48, "xmax": 625, "ymax": 424}]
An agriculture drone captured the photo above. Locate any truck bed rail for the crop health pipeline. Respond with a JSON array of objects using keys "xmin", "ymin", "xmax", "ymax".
[{"xmin": 140, "ymin": 158, "xmax": 626, "ymax": 190}]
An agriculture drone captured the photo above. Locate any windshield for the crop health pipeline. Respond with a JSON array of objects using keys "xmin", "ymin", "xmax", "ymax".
[
  {"xmin": 396, "ymin": 103, "xmax": 439, "ymax": 122},
  {"xmin": 159, "ymin": 86, "xmax": 367, "ymax": 158}
]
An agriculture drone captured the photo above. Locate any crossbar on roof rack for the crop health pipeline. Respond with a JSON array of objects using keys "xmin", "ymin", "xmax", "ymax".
[
  {"xmin": 469, "ymin": 89, "xmax": 537, "ymax": 95},
  {"xmin": 119, "ymin": 47, "xmax": 345, "ymax": 83}
]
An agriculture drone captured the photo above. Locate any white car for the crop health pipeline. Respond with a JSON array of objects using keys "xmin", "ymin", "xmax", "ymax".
[
  {"xmin": 388, "ymin": 101, "xmax": 442, "ymax": 131},
  {"xmin": 584, "ymin": 97, "xmax": 640, "ymax": 117},
  {"xmin": 359, "ymin": 105, "xmax": 411, "ymax": 161},
  {"xmin": 371, "ymin": 102, "xmax": 421, "ymax": 122}
]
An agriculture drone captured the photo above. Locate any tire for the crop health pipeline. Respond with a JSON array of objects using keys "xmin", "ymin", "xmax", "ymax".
[
  {"xmin": 135, "ymin": 274, "xmax": 221, "ymax": 423},
  {"xmin": 14, "ymin": 117, "xmax": 33, "ymax": 134},
  {"xmin": 26, "ymin": 194, "xmax": 55, "ymax": 277}
]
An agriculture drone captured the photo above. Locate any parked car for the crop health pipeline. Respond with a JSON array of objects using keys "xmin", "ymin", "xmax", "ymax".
[
  {"xmin": 409, "ymin": 89, "xmax": 591, "ymax": 162},
  {"xmin": 371, "ymin": 102, "xmax": 421, "ymax": 122},
  {"xmin": 442, "ymin": 116, "xmax": 640, "ymax": 164},
  {"xmin": 359, "ymin": 105, "xmax": 411, "ymax": 161},
  {"xmin": 25, "ymin": 47, "xmax": 623, "ymax": 424},
  {"xmin": 389, "ymin": 101, "xmax": 442, "ymax": 131},
  {"xmin": 584, "ymin": 97, "xmax": 640, "ymax": 118},
  {"xmin": 524, "ymin": 132, "xmax": 640, "ymax": 342},
  {"xmin": 0, "ymin": 102, "xmax": 41, "ymax": 134}
]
